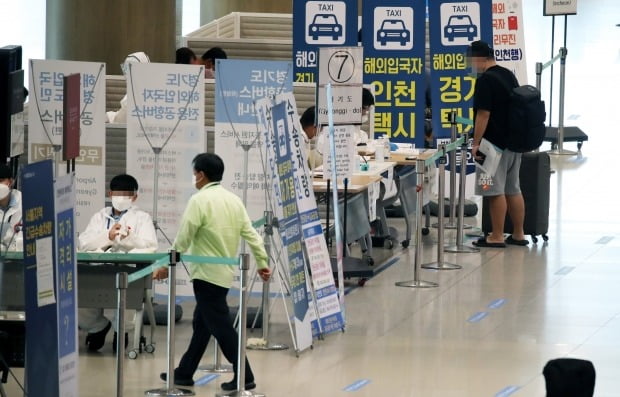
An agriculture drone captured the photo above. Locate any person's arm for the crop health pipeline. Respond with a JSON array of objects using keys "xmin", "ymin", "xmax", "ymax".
[
  {"xmin": 118, "ymin": 211, "xmax": 158, "ymax": 252},
  {"xmin": 472, "ymin": 77, "xmax": 493, "ymax": 158},
  {"xmin": 79, "ymin": 212, "xmax": 114, "ymax": 252},
  {"xmin": 239, "ymin": 209, "xmax": 271, "ymax": 281}
]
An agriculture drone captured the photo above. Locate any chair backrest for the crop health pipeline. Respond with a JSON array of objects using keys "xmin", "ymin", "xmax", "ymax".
[
  {"xmin": 338, "ymin": 192, "xmax": 371, "ymax": 243},
  {"xmin": 397, "ymin": 170, "xmax": 418, "ymax": 217},
  {"xmin": 543, "ymin": 358, "xmax": 595, "ymax": 397}
]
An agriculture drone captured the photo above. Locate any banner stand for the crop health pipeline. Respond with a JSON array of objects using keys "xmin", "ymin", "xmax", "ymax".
[
  {"xmin": 115, "ymin": 272, "xmax": 128, "ymax": 397},
  {"xmin": 422, "ymin": 146, "xmax": 462, "ymax": 271},
  {"xmin": 395, "ymin": 158, "xmax": 439, "ymax": 289}
]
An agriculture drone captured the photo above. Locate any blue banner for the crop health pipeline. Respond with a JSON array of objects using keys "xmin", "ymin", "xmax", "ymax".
[
  {"xmin": 429, "ymin": 0, "xmax": 493, "ymax": 142},
  {"xmin": 362, "ymin": 0, "xmax": 427, "ymax": 145},
  {"xmin": 22, "ymin": 160, "xmax": 60, "ymax": 396},
  {"xmin": 293, "ymin": 0, "xmax": 359, "ymax": 83},
  {"xmin": 272, "ymin": 102, "xmax": 309, "ymax": 323}
]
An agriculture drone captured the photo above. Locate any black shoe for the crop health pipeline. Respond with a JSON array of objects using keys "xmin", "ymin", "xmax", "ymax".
[
  {"xmin": 112, "ymin": 332, "xmax": 129, "ymax": 353},
  {"xmin": 221, "ymin": 379, "xmax": 256, "ymax": 391},
  {"xmin": 85, "ymin": 321, "xmax": 111, "ymax": 352},
  {"xmin": 159, "ymin": 372, "xmax": 194, "ymax": 387}
]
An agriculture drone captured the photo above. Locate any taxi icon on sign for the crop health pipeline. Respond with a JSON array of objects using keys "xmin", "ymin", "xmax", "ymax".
[
  {"xmin": 444, "ymin": 15, "xmax": 478, "ymax": 42},
  {"xmin": 377, "ymin": 19, "xmax": 411, "ymax": 46},
  {"xmin": 309, "ymin": 14, "xmax": 343, "ymax": 41}
]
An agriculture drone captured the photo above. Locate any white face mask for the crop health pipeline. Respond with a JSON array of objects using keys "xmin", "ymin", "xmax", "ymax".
[
  {"xmin": 192, "ymin": 173, "xmax": 203, "ymax": 188},
  {"xmin": 111, "ymin": 196, "xmax": 133, "ymax": 212},
  {"xmin": 0, "ymin": 184, "xmax": 10, "ymax": 200}
]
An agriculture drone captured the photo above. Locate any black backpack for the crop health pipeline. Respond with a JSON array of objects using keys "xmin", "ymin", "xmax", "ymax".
[{"xmin": 487, "ymin": 70, "xmax": 547, "ymax": 153}]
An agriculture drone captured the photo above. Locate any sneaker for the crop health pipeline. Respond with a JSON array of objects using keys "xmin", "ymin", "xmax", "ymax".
[
  {"xmin": 159, "ymin": 372, "xmax": 194, "ymax": 387},
  {"xmin": 85, "ymin": 321, "xmax": 111, "ymax": 352},
  {"xmin": 112, "ymin": 332, "xmax": 129, "ymax": 353},
  {"xmin": 221, "ymin": 379, "xmax": 256, "ymax": 391}
]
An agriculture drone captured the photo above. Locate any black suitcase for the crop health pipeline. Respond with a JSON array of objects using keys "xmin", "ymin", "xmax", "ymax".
[{"xmin": 482, "ymin": 152, "xmax": 551, "ymax": 243}]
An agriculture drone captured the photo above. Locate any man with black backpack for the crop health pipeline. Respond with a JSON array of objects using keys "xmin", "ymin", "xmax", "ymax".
[{"xmin": 468, "ymin": 41, "xmax": 528, "ymax": 248}]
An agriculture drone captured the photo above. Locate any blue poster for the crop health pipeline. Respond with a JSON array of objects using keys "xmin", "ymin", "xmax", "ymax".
[
  {"xmin": 362, "ymin": 0, "xmax": 427, "ymax": 146},
  {"xmin": 429, "ymin": 0, "xmax": 492, "ymax": 142},
  {"xmin": 272, "ymin": 102, "xmax": 309, "ymax": 324},
  {"xmin": 22, "ymin": 160, "xmax": 60, "ymax": 397},
  {"xmin": 293, "ymin": 0, "xmax": 359, "ymax": 83}
]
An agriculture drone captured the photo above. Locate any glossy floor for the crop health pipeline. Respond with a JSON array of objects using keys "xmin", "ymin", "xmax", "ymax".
[{"xmin": 3, "ymin": 0, "xmax": 620, "ymax": 396}]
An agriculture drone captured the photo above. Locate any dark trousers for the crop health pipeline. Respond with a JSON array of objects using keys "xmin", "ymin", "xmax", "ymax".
[{"xmin": 176, "ymin": 279, "xmax": 254, "ymax": 382}]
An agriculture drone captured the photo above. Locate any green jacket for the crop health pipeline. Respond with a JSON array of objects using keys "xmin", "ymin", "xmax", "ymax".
[{"xmin": 173, "ymin": 182, "xmax": 268, "ymax": 288}]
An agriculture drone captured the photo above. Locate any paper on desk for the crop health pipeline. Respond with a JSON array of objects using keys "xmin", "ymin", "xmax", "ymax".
[
  {"xmin": 36, "ymin": 236, "xmax": 56, "ymax": 307},
  {"xmin": 476, "ymin": 138, "xmax": 503, "ymax": 177}
]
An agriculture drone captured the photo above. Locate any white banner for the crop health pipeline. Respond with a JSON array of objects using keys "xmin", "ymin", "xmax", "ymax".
[
  {"xmin": 28, "ymin": 59, "xmax": 106, "ymax": 232},
  {"xmin": 493, "ymin": 0, "xmax": 528, "ymax": 84},
  {"xmin": 321, "ymin": 124, "xmax": 357, "ymax": 181},
  {"xmin": 125, "ymin": 62, "xmax": 205, "ymax": 298}
]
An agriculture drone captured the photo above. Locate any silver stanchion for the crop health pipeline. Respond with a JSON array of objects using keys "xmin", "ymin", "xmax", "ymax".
[
  {"xmin": 423, "ymin": 147, "xmax": 461, "ymax": 271},
  {"xmin": 395, "ymin": 158, "xmax": 439, "ymax": 289},
  {"xmin": 445, "ymin": 142, "xmax": 480, "ymax": 254},
  {"xmin": 445, "ymin": 111, "xmax": 458, "ymax": 229},
  {"xmin": 546, "ymin": 47, "xmax": 576, "ymax": 156},
  {"xmin": 247, "ymin": 211, "xmax": 289, "ymax": 351},
  {"xmin": 146, "ymin": 251, "xmax": 194, "ymax": 396},
  {"xmin": 199, "ymin": 346, "xmax": 233, "ymax": 373},
  {"xmin": 116, "ymin": 272, "xmax": 128, "ymax": 397},
  {"xmin": 216, "ymin": 254, "xmax": 265, "ymax": 397}
]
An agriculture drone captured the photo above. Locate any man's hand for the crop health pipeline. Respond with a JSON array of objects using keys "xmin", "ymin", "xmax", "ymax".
[
  {"xmin": 472, "ymin": 144, "xmax": 481, "ymax": 161},
  {"xmin": 257, "ymin": 268, "xmax": 272, "ymax": 282},
  {"xmin": 153, "ymin": 267, "xmax": 169, "ymax": 280},
  {"xmin": 120, "ymin": 226, "xmax": 131, "ymax": 240},
  {"xmin": 108, "ymin": 224, "xmax": 121, "ymax": 241}
]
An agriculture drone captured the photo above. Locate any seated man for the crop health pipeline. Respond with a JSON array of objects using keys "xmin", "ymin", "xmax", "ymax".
[
  {"xmin": 0, "ymin": 164, "xmax": 22, "ymax": 252},
  {"xmin": 201, "ymin": 47, "xmax": 227, "ymax": 79},
  {"xmin": 78, "ymin": 174, "xmax": 157, "ymax": 352},
  {"xmin": 299, "ymin": 106, "xmax": 322, "ymax": 170}
]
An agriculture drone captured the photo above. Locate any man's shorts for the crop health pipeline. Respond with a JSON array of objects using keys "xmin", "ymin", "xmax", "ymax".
[{"xmin": 475, "ymin": 149, "xmax": 522, "ymax": 196}]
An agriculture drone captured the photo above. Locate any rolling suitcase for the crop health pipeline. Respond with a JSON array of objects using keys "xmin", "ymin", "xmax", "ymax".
[{"xmin": 482, "ymin": 152, "xmax": 551, "ymax": 243}]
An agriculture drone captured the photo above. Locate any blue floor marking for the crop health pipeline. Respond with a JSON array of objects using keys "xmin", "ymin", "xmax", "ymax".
[
  {"xmin": 343, "ymin": 379, "xmax": 371, "ymax": 392},
  {"xmin": 488, "ymin": 298, "xmax": 507, "ymax": 310},
  {"xmin": 467, "ymin": 311, "xmax": 489, "ymax": 323},
  {"xmin": 555, "ymin": 266, "xmax": 575, "ymax": 276},
  {"xmin": 495, "ymin": 385, "xmax": 520, "ymax": 397},
  {"xmin": 194, "ymin": 373, "xmax": 220, "ymax": 386}
]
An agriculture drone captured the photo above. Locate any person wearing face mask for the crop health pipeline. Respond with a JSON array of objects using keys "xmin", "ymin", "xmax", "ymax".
[
  {"xmin": 106, "ymin": 51, "xmax": 151, "ymax": 123},
  {"xmin": 153, "ymin": 153, "xmax": 270, "ymax": 392},
  {"xmin": 201, "ymin": 47, "xmax": 227, "ymax": 79},
  {"xmin": 78, "ymin": 174, "xmax": 157, "ymax": 352},
  {"xmin": 467, "ymin": 40, "xmax": 527, "ymax": 248},
  {"xmin": 299, "ymin": 106, "xmax": 322, "ymax": 170},
  {"xmin": 0, "ymin": 164, "xmax": 23, "ymax": 253}
]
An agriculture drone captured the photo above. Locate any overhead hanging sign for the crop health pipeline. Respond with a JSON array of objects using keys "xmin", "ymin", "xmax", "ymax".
[
  {"xmin": 362, "ymin": 0, "xmax": 426, "ymax": 145},
  {"xmin": 543, "ymin": 0, "xmax": 577, "ymax": 16},
  {"xmin": 492, "ymin": 0, "xmax": 528, "ymax": 84},
  {"xmin": 28, "ymin": 60, "xmax": 106, "ymax": 232},
  {"xmin": 293, "ymin": 0, "xmax": 359, "ymax": 83},
  {"xmin": 428, "ymin": 0, "xmax": 493, "ymax": 141}
]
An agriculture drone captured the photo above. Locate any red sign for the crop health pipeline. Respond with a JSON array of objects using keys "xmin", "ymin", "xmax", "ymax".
[{"xmin": 63, "ymin": 73, "xmax": 80, "ymax": 161}]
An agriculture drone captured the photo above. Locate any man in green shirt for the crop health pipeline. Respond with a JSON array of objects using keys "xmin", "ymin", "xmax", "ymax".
[{"xmin": 155, "ymin": 153, "xmax": 271, "ymax": 392}]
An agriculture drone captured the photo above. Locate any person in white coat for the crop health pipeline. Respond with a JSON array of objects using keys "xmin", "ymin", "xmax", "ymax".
[
  {"xmin": 78, "ymin": 174, "xmax": 157, "ymax": 352},
  {"xmin": 106, "ymin": 51, "xmax": 151, "ymax": 124},
  {"xmin": 0, "ymin": 164, "xmax": 23, "ymax": 253}
]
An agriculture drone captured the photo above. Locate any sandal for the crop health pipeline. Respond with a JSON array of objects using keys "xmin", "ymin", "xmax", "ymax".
[
  {"xmin": 505, "ymin": 235, "xmax": 529, "ymax": 246},
  {"xmin": 472, "ymin": 237, "xmax": 506, "ymax": 248}
]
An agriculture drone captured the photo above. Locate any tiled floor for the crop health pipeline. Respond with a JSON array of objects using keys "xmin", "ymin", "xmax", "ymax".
[{"xmin": 3, "ymin": 0, "xmax": 620, "ymax": 396}]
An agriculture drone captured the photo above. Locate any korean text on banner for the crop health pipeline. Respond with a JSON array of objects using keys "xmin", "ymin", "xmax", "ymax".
[
  {"xmin": 28, "ymin": 60, "xmax": 106, "ymax": 232},
  {"xmin": 428, "ymin": 0, "xmax": 493, "ymax": 141},
  {"xmin": 125, "ymin": 62, "xmax": 205, "ymax": 298},
  {"xmin": 266, "ymin": 92, "xmax": 345, "ymax": 337},
  {"xmin": 293, "ymin": 0, "xmax": 359, "ymax": 83},
  {"xmin": 362, "ymin": 0, "xmax": 426, "ymax": 145},
  {"xmin": 492, "ymin": 0, "xmax": 528, "ymax": 84}
]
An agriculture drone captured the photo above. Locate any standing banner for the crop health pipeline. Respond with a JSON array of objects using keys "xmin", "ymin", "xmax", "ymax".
[
  {"xmin": 429, "ymin": 0, "xmax": 492, "ymax": 196},
  {"xmin": 125, "ymin": 62, "xmax": 205, "ymax": 298},
  {"xmin": 293, "ymin": 0, "xmax": 359, "ymax": 83},
  {"xmin": 22, "ymin": 160, "xmax": 78, "ymax": 397},
  {"xmin": 492, "ymin": 0, "xmax": 528, "ymax": 84},
  {"xmin": 543, "ymin": 0, "xmax": 577, "ymax": 16},
  {"xmin": 258, "ymin": 92, "xmax": 345, "ymax": 337},
  {"xmin": 362, "ymin": 0, "xmax": 427, "ymax": 146},
  {"xmin": 28, "ymin": 60, "xmax": 106, "ymax": 232}
]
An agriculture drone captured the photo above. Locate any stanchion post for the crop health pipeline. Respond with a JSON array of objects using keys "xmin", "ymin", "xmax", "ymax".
[
  {"xmin": 116, "ymin": 272, "xmax": 128, "ymax": 397},
  {"xmin": 535, "ymin": 62, "xmax": 543, "ymax": 92},
  {"xmin": 548, "ymin": 47, "xmax": 576, "ymax": 156},
  {"xmin": 445, "ymin": 142, "xmax": 480, "ymax": 254},
  {"xmin": 395, "ymin": 159, "xmax": 438, "ymax": 289},
  {"xmin": 216, "ymin": 254, "xmax": 266, "ymax": 397},
  {"xmin": 447, "ymin": 110, "xmax": 458, "ymax": 229},
  {"xmin": 422, "ymin": 148, "xmax": 461, "ymax": 271},
  {"xmin": 247, "ymin": 211, "xmax": 288, "ymax": 351},
  {"xmin": 145, "ymin": 250, "xmax": 194, "ymax": 396}
]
